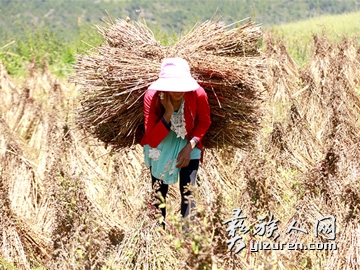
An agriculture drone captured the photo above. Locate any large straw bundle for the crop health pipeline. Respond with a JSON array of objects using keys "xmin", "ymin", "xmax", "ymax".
[{"xmin": 73, "ymin": 18, "xmax": 266, "ymax": 150}]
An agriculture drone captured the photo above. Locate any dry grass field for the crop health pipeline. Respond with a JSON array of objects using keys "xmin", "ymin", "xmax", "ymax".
[{"xmin": 1, "ymin": 29, "xmax": 360, "ymax": 269}]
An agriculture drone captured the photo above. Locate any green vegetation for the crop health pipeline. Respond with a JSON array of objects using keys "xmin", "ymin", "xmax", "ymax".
[
  {"xmin": 0, "ymin": 258, "xmax": 17, "ymax": 270},
  {"xmin": 2, "ymin": 0, "xmax": 360, "ymax": 39},
  {"xmin": 270, "ymin": 11, "xmax": 360, "ymax": 66},
  {"xmin": 0, "ymin": 22, "xmax": 103, "ymax": 77},
  {"xmin": 1, "ymin": 0, "xmax": 360, "ymax": 76}
]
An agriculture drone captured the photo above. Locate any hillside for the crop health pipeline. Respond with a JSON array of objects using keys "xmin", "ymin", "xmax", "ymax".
[
  {"xmin": 270, "ymin": 10, "xmax": 360, "ymax": 66},
  {"xmin": 1, "ymin": 0, "xmax": 360, "ymax": 41},
  {"xmin": 2, "ymin": 1, "xmax": 360, "ymax": 77}
]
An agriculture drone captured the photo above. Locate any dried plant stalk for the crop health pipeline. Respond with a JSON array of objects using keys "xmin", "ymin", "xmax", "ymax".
[{"xmin": 73, "ymin": 18, "xmax": 266, "ymax": 150}]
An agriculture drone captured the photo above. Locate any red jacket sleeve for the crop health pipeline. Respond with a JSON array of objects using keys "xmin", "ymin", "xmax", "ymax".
[
  {"xmin": 189, "ymin": 87, "xmax": 212, "ymax": 145},
  {"xmin": 141, "ymin": 90, "xmax": 170, "ymax": 148}
]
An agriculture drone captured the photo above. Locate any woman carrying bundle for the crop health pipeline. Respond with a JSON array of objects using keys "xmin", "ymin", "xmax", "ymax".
[{"xmin": 140, "ymin": 57, "xmax": 211, "ymax": 229}]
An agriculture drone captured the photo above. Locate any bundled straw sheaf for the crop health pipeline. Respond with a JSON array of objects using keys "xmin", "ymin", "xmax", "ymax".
[{"xmin": 73, "ymin": 18, "xmax": 266, "ymax": 149}]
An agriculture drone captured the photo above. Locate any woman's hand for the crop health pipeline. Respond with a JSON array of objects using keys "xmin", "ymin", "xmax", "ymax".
[
  {"xmin": 160, "ymin": 92, "xmax": 173, "ymax": 122},
  {"xmin": 176, "ymin": 144, "xmax": 191, "ymax": 168},
  {"xmin": 176, "ymin": 141, "xmax": 196, "ymax": 168}
]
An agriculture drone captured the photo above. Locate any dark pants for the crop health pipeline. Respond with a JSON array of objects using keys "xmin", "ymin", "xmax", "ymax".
[{"xmin": 151, "ymin": 159, "xmax": 199, "ymax": 221}]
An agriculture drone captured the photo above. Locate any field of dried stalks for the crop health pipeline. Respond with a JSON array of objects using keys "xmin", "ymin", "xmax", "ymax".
[{"xmin": 1, "ymin": 31, "xmax": 360, "ymax": 270}]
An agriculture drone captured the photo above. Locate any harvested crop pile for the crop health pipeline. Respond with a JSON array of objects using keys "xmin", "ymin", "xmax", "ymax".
[{"xmin": 73, "ymin": 18, "xmax": 267, "ymax": 150}]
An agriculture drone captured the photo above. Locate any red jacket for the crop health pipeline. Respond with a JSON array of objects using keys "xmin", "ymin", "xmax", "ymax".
[{"xmin": 140, "ymin": 87, "xmax": 211, "ymax": 155}]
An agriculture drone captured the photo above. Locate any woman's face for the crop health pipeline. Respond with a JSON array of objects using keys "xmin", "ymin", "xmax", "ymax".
[{"xmin": 168, "ymin": 91, "xmax": 185, "ymax": 101}]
